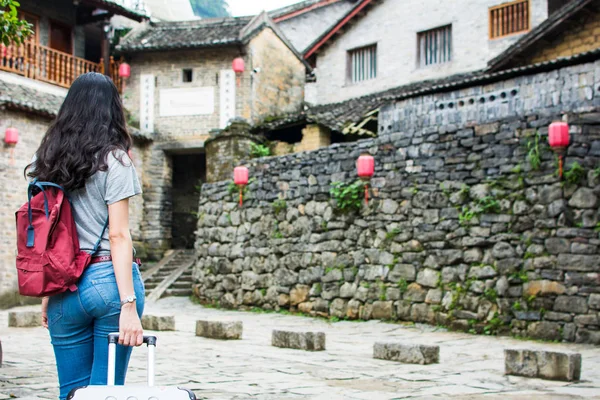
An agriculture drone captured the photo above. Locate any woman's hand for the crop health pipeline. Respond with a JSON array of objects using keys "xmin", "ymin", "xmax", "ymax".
[
  {"xmin": 119, "ymin": 303, "xmax": 143, "ymax": 347},
  {"xmin": 41, "ymin": 297, "xmax": 49, "ymax": 328}
]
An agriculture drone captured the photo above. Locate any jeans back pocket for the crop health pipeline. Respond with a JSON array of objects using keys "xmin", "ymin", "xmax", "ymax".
[{"xmin": 91, "ymin": 277, "xmax": 122, "ymax": 310}]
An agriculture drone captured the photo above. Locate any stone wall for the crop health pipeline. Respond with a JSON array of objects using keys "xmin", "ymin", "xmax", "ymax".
[
  {"xmin": 248, "ymin": 28, "xmax": 305, "ymax": 120},
  {"xmin": 379, "ymin": 60, "xmax": 600, "ymax": 137},
  {"xmin": 205, "ymin": 128, "xmax": 262, "ymax": 184},
  {"xmin": 312, "ymin": 0, "xmax": 548, "ymax": 105},
  {"xmin": 193, "ymin": 60, "xmax": 600, "ymax": 344}
]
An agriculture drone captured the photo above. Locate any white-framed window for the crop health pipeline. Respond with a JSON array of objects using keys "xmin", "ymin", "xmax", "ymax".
[
  {"xmin": 418, "ymin": 25, "xmax": 452, "ymax": 67},
  {"xmin": 347, "ymin": 44, "xmax": 377, "ymax": 84}
]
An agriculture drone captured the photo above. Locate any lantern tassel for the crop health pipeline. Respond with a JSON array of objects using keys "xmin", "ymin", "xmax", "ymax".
[
  {"xmin": 559, "ymin": 155, "xmax": 564, "ymax": 179},
  {"xmin": 239, "ymin": 187, "xmax": 243, "ymax": 207},
  {"xmin": 9, "ymin": 147, "xmax": 15, "ymax": 166},
  {"xmin": 364, "ymin": 183, "xmax": 369, "ymax": 205}
]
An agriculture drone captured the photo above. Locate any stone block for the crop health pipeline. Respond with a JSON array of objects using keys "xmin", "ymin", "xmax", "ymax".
[
  {"xmin": 142, "ymin": 315, "xmax": 175, "ymax": 331},
  {"xmin": 8, "ymin": 311, "xmax": 41, "ymax": 328},
  {"xmin": 272, "ymin": 330, "xmax": 326, "ymax": 351},
  {"xmin": 195, "ymin": 320, "xmax": 243, "ymax": 340},
  {"xmin": 504, "ymin": 349, "xmax": 581, "ymax": 381},
  {"xmin": 373, "ymin": 342, "xmax": 439, "ymax": 365}
]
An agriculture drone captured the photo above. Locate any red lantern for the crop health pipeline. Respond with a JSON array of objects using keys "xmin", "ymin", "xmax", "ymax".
[
  {"xmin": 4, "ymin": 127, "xmax": 18, "ymax": 145},
  {"xmin": 357, "ymin": 154, "xmax": 375, "ymax": 204},
  {"xmin": 4, "ymin": 127, "xmax": 18, "ymax": 165},
  {"xmin": 232, "ymin": 57, "xmax": 245, "ymax": 73},
  {"xmin": 548, "ymin": 121, "xmax": 570, "ymax": 179},
  {"xmin": 118, "ymin": 62, "xmax": 131, "ymax": 78},
  {"xmin": 232, "ymin": 57, "xmax": 244, "ymax": 87},
  {"xmin": 234, "ymin": 166, "xmax": 249, "ymax": 207}
]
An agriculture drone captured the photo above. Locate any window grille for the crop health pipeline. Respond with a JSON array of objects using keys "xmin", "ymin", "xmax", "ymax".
[
  {"xmin": 489, "ymin": 0, "xmax": 530, "ymax": 39},
  {"xmin": 418, "ymin": 25, "xmax": 452, "ymax": 67},
  {"xmin": 348, "ymin": 45, "xmax": 377, "ymax": 83}
]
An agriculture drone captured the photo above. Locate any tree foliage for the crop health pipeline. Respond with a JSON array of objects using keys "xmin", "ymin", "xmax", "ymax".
[
  {"xmin": 1, "ymin": 0, "xmax": 33, "ymax": 45},
  {"xmin": 189, "ymin": 0, "xmax": 231, "ymax": 18}
]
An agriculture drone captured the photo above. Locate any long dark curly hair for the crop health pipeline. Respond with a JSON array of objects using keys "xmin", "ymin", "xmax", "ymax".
[{"xmin": 26, "ymin": 72, "xmax": 132, "ymax": 191}]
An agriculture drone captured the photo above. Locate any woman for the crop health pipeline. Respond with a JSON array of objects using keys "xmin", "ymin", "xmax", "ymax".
[{"xmin": 26, "ymin": 72, "xmax": 145, "ymax": 400}]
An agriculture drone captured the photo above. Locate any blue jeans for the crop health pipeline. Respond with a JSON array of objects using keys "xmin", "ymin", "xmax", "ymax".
[{"xmin": 47, "ymin": 262, "xmax": 145, "ymax": 400}]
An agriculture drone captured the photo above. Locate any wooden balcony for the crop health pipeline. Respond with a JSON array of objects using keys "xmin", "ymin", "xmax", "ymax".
[{"xmin": 0, "ymin": 40, "xmax": 124, "ymax": 92}]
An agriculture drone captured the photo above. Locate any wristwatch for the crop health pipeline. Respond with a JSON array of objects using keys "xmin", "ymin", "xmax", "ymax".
[{"xmin": 120, "ymin": 295, "xmax": 137, "ymax": 306}]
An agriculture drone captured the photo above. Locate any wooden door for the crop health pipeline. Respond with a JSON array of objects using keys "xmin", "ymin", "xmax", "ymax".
[
  {"xmin": 50, "ymin": 21, "xmax": 72, "ymax": 54},
  {"xmin": 21, "ymin": 12, "xmax": 39, "ymax": 42}
]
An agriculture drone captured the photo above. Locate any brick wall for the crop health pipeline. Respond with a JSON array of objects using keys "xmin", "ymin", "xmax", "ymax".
[
  {"xmin": 248, "ymin": 28, "xmax": 305, "ymax": 120},
  {"xmin": 122, "ymin": 47, "xmax": 252, "ymax": 139},
  {"xmin": 294, "ymin": 124, "xmax": 331, "ymax": 153},
  {"xmin": 313, "ymin": 0, "xmax": 548, "ymax": 105},
  {"xmin": 0, "ymin": 107, "xmax": 148, "ymax": 307},
  {"xmin": 0, "ymin": 110, "xmax": 50, "ymax": 308},
  {"xmin": 526, "ymin": 5, "xmax": 600, "ymax": 65}
]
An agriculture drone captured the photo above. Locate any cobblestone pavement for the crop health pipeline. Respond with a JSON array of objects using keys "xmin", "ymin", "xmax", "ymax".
[{"xmin": 1, "ymin": 297, "xmax": 599, "ymax": 399}]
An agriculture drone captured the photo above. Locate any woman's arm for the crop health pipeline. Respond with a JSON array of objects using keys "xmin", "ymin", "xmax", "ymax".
[{"xmin": 108, "ymin": 198, "xmax": 143, "ymax": 347}]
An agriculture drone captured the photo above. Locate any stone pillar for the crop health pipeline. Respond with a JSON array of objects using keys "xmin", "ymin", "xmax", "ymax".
[
  {"xmin": 141, "ymin": 145, "xmax": 173, "ymax": 260},
  {"xmin": 204, "ymin": 120, "xmax": 263, "ymax": 183},
  {"xmin": 294, "ymin": 124, "xmax": 331, "ymax": 153}
]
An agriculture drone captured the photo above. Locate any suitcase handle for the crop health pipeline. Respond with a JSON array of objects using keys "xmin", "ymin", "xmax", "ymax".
[{"xmin": 107, "ymin": 333, "xmax": 157, "ymax": 387}]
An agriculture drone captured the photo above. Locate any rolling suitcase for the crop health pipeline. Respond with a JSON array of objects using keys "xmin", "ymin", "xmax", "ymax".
[{"xmin": 67, "ymin": 333, "xmax": 196, "ymax": 400}]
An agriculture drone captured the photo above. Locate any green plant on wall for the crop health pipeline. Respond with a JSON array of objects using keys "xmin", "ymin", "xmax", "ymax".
[
  {"xmin": 527, "ymin": 132, "xmax": 542, "ymax": 170},
  {"xmin": 250, "ymin": 142, "xmax": 271, "ymax": 158},
  {"xmin": 228, "ymin": 178, "xmax": 255, "ymax": 202},
  {"xmin": 458, "ymin": 195, "xmax": 501, "ymax": 226},
  {"xmin": 272, "ymin": 198, "xmax": 287, "ymax": 214},
  {"xmin": 330, "ymin": 180, "xmax": 364, "ymax": 213},
  {"xmin": 564, "ymin": 161, "xmax": 586, "ymax": 185}
]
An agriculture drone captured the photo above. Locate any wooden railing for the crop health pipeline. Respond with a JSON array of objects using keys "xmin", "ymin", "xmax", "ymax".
[
  {"xmin": 0, "ymin": 41, "xmax": 123, "ymax": 92},
  {"xmin": 489, "ymin": 0, "xmax": 530, "ymax": 39}
]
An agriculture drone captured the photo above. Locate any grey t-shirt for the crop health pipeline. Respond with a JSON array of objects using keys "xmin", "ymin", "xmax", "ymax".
[{"xmin": 32, "ymin": 150, "xmax": 142, "ymax": 256}]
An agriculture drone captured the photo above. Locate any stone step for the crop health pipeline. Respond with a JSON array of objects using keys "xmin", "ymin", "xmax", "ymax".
[
  {"xmin": 171, "ymin": 281, "xmax": 192, "ymax": 289},
  {"xmin": 164, "ymin": 288, "xmax": 193, "ymax": 297}
]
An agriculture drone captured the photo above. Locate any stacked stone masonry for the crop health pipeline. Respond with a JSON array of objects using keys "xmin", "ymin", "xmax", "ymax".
[{"xmin": 193, "ymin": 59, "xmax": 600, "ymax": 344}]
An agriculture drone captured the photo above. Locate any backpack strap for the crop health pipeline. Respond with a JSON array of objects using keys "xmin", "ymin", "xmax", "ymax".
[
  {"xmin": 91, "ymin": 218, "xmax": 109, "ymax": 255},
  {"xmin": 25, "ymin": 181, "xmax": 51, "ymax": 247}
]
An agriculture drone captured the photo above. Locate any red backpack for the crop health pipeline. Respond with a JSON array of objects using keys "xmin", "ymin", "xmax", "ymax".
[{"xmin": 15, "ymin": 180, "xmax": 107, "ymax": 297}]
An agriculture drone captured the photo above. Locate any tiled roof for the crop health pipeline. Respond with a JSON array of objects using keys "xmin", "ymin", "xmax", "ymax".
[
  {"xmin": 0, "ymin": 80, "xmax": 63, "ymax": 118},
  {"xmin": 117, "ymin": 17, "xmax": 253, "ymax": 52},
  {"xmin": 269, "ymin": 0, "xmax": 344, "ymax": 21},
  {"xmin": 0, "ymin": 79, "xmax": 151, "ymax": 141},
  {"xmin": 304, "ymin": 0, "xmax": 378, "ymax": 58},
  {"xmin": 258, "ymin": 47, "xmax": 600, "ymax": 134},
  {"xmin": 81, "ymin": 0, "xmax": 149, "ymax": 22},
  {"xmin": 488, "ymin": 0, "xmax": 595, "ymax": 71}
]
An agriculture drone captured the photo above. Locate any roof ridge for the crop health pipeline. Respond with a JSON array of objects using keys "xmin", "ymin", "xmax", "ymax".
[{"xmin": 151, "ymin": 16, "xmax": 252, "ymax": 27}]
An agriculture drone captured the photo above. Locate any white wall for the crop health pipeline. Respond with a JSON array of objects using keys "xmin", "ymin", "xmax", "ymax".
[{"xmin": 313, "ymin": 0, "xmax": 548, "ymax": 104}]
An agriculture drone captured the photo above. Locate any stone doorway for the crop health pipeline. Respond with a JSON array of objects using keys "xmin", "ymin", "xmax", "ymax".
[{"xmin": 171, "ymin": 152, "xmax": 206, "ymax": 249}]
